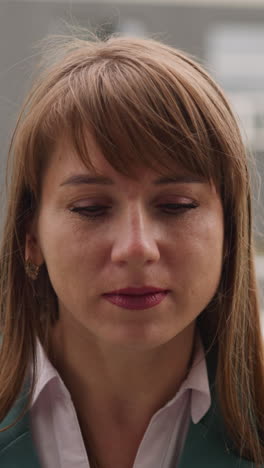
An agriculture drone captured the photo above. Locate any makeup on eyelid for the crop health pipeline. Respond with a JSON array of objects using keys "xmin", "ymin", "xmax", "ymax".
[{"xmin": 66, "ymin": 193, "xmax": 199, "ymax": 210}]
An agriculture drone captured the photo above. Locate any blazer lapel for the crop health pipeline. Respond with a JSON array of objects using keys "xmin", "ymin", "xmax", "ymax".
[
  {"xmin": 0, "ymin": 385, "xmax": 41, "ymax": 468},
  {"xmin": 0, "ymin": 430, "xmax": 40, "ymax": 468},
  {"xmin": 177, "ymin": 411, "xmax": 254, "ymax": 468}
]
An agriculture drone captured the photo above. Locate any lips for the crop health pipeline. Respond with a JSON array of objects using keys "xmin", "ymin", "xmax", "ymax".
[
  {"xmin": 107, "ymin": 287, "xmax": 167, "ymax": 295},
  {"xmin": 103, "ymin": 287, "xmax": 169, "ymax": 310}
]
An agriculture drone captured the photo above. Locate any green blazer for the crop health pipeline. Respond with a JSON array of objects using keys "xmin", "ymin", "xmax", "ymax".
[{"xmin": 0, "ymin": 366, "xmax": 259, "ymax": 468}]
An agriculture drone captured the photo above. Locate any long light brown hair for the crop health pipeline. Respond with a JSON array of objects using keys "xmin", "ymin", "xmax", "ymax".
[{"xmin": 0, "ymin": 33, "xmax": 263, "ymax": 463}]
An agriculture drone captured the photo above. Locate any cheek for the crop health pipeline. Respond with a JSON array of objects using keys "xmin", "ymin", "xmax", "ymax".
[
  {"xmin": 192, "ymin": 214, "xmax": 224, "ymax": 264},
  {"xmin": 169, "ymin": 211, "xmax": 224, "ymax": 297},
  {"xmin": 37, "ymin": 213, "xmax": 105, "ymax": 295}
]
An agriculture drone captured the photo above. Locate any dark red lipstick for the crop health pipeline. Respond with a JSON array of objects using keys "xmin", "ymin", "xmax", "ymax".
[{"xmin": 103, "ymin": 287, "xmax": 169, "ymax": 310}]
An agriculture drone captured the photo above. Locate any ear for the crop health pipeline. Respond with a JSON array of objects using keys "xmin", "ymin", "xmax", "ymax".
[{"xmin": 25, "ymin": 220, "xmax": 44, "ymax": 266}]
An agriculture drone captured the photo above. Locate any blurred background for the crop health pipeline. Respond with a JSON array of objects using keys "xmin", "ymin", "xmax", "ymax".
[{"xmin": 1, "ymin": 0, "xmax": 264, "ymax": 319}]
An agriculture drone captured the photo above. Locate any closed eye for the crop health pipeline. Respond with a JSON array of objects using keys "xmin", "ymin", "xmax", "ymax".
[
  {"xmin": 70, "ymin": 205, "xmax": 110, "ymax": 219},
  {"xmin": 69, "ymin": 202, "xmax": 198, "ymax": 220},
  {"xmin": 158, "ymin": 203, "xmax": 198, "ymax": 214}
]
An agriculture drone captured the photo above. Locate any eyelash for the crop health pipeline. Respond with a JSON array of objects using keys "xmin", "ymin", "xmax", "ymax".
[{"xmin": 69, "ymin": 203, "xmax": 198, "ymax": 220}]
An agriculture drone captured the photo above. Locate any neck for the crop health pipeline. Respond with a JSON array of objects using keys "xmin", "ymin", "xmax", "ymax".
[
  {"xmin": 49, "ymin": 320, "xmax": 196, "ymax": 467},
  {"xmin": 51, "ymin": 322, "xmax": 195, "ymax": 413}
]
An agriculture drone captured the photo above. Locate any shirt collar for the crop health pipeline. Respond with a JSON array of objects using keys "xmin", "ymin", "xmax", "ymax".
[
  {"xmin": 187, "ymin": 334, "xmax": 211, "ymax": 423},
  {"xmin": 31, "ymin": 340, "xmax": 69, "ymax": 407},
  {"xmin": 161, "ymin": 334, "xmax": 211, "ymax": 423}
]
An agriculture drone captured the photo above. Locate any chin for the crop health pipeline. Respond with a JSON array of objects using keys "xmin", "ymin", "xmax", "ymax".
[{"xmin": 98, "ymin": 323, "xmax": 181, "ymax": 350}]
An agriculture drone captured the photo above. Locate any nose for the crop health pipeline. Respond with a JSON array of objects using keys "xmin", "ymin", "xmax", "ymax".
[{"xmin": 111, "ymin": 204, "xmax": 160, "ymax": 267}]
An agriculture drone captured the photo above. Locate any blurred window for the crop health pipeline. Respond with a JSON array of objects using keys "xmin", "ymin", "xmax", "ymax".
[{"xmin": 207, "ymin": 25, "xmax": 264, "ymax": 152}]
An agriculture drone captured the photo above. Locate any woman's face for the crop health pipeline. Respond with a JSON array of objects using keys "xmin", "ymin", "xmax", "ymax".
[{"xmin": 27, "ymin": 135, "xmax": 224, "ymax": 349}]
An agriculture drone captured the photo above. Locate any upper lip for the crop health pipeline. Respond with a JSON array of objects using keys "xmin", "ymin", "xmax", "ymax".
[{"xmin": 104, "ymin": 287, "xmax": 169, "ymax": 296}]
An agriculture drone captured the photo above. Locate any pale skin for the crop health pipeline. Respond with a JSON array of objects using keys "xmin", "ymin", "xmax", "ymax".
[{"xmin": 26, "ymin": 135, "xmax": 224, "ymax": 468}]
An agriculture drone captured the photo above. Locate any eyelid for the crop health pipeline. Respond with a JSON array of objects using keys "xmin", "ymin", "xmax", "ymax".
[
  {"xmin": 69, "ymin": 204, "xmax": 111, "ymax": 213},
  {"xmin": 161, "ymin": 197, "xmax": 194, "ymax": 204},
  {"xmin": 157, "ymin": 202, "xmax": 198, "ymax": 211},
  {"xmin": 69, "ymin": 205, "xmax": 111, "ymax": 220},
  {"xmin": 70, "ymin": 201, "xmax": 110, "ymax": 208},
  {"xmin": 67, "ymin": 195, "xmax": 112, "ymax": 208},
  {"xmin": 153, "ymin": 194, "xmax": 198, "ymax": 205}
]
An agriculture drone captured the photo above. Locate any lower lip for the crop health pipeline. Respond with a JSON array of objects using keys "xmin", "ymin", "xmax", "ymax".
[{"xmin": 103, "ymin": 291, "xmax": 169, "ymax": 310}]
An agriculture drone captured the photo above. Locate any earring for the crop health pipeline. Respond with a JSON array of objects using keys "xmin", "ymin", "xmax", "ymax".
[{"xmin": 25, "ymin": 260, "xmax": 40, "ymax": 280}]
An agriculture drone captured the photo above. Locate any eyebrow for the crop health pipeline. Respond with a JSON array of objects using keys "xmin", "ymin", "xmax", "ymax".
[
  {"xmin": 60, "ymin": 175, "xmax": 114, "ymax": 187},
  {"xmin": 60, "ymin": 174, "xmax": 205, "ymax": 187},
  {"xmin": 153, "ymin": 175, "xmax": 205, "ymax": 185}
]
